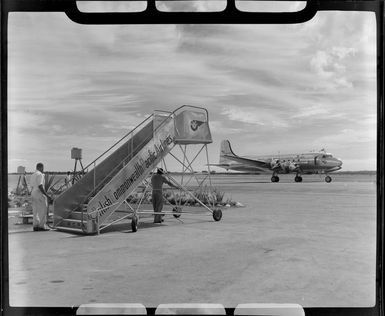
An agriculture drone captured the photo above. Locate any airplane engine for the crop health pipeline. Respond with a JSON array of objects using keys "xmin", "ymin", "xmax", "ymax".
[
  {"xmin": 270, "ymin": 159, "xmax": 281, "ymax": 170},
  {"xmin": 288, "ymin": 162, "xmax": 299, "ymax": 172},
  {"xmin": 279, "ymin": 161, "xmax": 299, "ymax": 173},
  {"xmin": 281, "ymin": 161, "xmax": 289, "ymax": 173}
]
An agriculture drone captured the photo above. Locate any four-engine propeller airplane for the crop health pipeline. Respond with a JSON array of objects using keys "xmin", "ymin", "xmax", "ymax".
[{"xmin": 214, "ymin": 140, "xmax": 343, "ymax": 183}]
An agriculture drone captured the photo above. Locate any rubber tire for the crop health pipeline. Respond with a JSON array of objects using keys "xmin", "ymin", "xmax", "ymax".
[
  {"xmin": 213, "ymin": 209, "xmax": 222, "ymax": 222},
  {"xmin": 271, "ymin": 176, "xmax": 279, "ymax": 182},
  {"xmin": 131, "ymin": 215, "xmax": 138, "ymax": 232},
  {"xmin": 325, "ymin": 176, "xmax": 332, "ymax": 183},
  {"xmin": 295, "ymin": 176, "xmax": 303, "ymax": 182},
  {"xmin": 173, "ymin": 206, "xmax": 182, "ymax": 218}
]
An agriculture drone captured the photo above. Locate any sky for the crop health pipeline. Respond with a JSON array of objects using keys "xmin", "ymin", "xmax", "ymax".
[{"xmin": 7, "ymin": 1, "xmax": 377, "ymax": 173}]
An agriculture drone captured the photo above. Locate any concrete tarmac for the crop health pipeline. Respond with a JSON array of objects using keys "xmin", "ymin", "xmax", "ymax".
[{"xmin": 7, "ymin": 173, "xmax": 377, "ymax": 308}]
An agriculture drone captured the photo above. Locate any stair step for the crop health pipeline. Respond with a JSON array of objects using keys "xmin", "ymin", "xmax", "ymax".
[
  {"xmin": 59, "ymin": 218, "xmax": 86, "ymax": 230},
  {"xmin": 55, "ymin": 226, "xmax": 86, "ymax": 234},
  {"xmin": 73, "ymin": 204, "xmax": 88, "ymax": 212},
  {"xmin": 68, "ymin": 211, "xmax": 88, "ymax": 220}
]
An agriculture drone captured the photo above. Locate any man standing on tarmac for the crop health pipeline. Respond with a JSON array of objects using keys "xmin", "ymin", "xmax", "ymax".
[
  {"xmin": 30, "ymin": 163, "xmax": 53, "ymax": 231},
  {"xmin": 151, "ymin": 168, "xmax": 176, "ymax": 223},
  {"xmin": 64, "ymin": 171, "xmax": 72, "ymax": 188}
]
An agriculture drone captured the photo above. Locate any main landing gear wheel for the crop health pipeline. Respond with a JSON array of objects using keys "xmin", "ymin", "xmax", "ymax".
[
  {"xmin": 131, "ymin": 215, "xmax": 138, "ymax": 232},
  {"xmin": 173, "ymin": 206, "xmax": 182, "ymax": 218},
  {"xmin": 325, "ymin": 176, "xmax": 332, "ymax": 183},
  {"xmin": 271, "ymin": 176, "xmax": 280, "ymax": 182},
  {"xmin": 295, "ymin": 176, "xmax": 303, "ymax": 182},
  {"xmin": 213, "ymin": 209, "xmax": 222, "ymax": 222}
]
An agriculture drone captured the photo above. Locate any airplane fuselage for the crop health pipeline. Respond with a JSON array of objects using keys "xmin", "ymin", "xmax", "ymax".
[
  {"xmin": 228, "ymin": 153, "xmax": 342, "ymax": 173},
  {"xmin": 218, "ymin": 140, "xmax": 343, "ymax": 182}
]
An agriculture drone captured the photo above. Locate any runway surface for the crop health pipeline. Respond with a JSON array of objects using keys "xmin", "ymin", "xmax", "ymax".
[{"xmin": 7, "ymin": 173, "xmax": 377, "ymax": 308}]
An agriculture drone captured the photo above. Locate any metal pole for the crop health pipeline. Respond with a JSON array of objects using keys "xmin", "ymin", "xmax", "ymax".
[
  {"xmin": 205, "ymin": 144, "xmax": 214, "ymax": 208},
  {"xmin": 97, "ymin": 210, "xmax": 100, "ymax": 235},
  {"xmin": 180, "ymin": 144, "xmax": 206, "ymax": 186},
  {"xmin": 167, "ymin": 174, "xmax": 213, "ymax": 214},
  {"xmin": 130, "ymin": 137, "xmax": 133, "ymax": 160},
  {"xmin": 180, "ymin": 144, "xmax": 187, "ymax": 186},
  {"xmin": 179, "ymin": 145, "xmax": 188, "ymax": 207},
  {"xmin": 72, "ymin": 160, "xmax": 78, "ymax": 184},
  {"xmin": 93, "ymin": 162, "xmax": 96, "ymax": 191},
  {"xmin": 168, "ymin": 147, "xmax": 204, "ymax": 176}
]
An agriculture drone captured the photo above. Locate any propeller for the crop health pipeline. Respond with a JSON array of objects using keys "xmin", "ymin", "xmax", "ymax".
[
  {"xmin": 271, "ymin": 159, "xmax": 299, "ymax": 173},
  {"xmin": 288, "ymin": 161, "xmax": 299, "ymax": 171},
  {"xmin": 270, "ymin": 158, "xmax": 281, "ymax": 170},
  {"xmin": 278, "ymin": 161, "xmax": 299, "ymax": 173}
]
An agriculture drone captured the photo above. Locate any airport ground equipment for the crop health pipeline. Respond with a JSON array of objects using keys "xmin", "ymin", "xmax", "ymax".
[
  {"xmin": 53, "ymin": 105, "xmax": 222, "ymax": 234},
  {"xmin": 71, "ymin": 147, "xmax": 85, "ymax": 184},
  {"xmin": 15, "ymin": 166, "xmax": 29, "ymax": 195}
]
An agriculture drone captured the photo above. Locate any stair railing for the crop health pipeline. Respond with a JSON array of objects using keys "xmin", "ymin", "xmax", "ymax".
[
  {"xmin": 83, "ymin": 115, "xmax": 154, "ymax": 179},
  {"xmin": 86, "ymin": 111, "xmax": 177, "ymax": 231},
  {"xmin": 54, "ymin": 113, "xmax": 155, "ymax": 231},
  {"xmin": 88, "ymin": 105, "xmax": 209, "ymax": 232},
  {"xmin": 77, "ymin": 114, "xmax": 159, "ymax": 232},
  {"xmin": 84, "ymin": 105, "xmax": 210, "ymax": 232},
  {"xmin": 56, "ymin": 105, "xmax": 209, "ymax": 233}
]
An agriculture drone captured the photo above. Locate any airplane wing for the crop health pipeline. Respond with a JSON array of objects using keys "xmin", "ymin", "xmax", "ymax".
[
  {"xmin": 208, "ymin": 162, "xmax": 267, "ymax": 173},
  {"xmin": 223, "ymin": 154, "xmax": 270, "ymax": 169}
]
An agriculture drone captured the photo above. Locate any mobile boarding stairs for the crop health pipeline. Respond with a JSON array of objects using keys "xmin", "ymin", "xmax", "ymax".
[{"xmin": 53, "ymin": 105, "xmax": 222, "ymax": 234}]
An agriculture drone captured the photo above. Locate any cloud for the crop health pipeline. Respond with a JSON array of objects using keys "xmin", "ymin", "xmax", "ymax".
[
  {"xmin": 77, "ymin": 1, "xmax": 147, "ymax": 12},
  {"xmin": 310, "ymin": 47, "xmax": 356, "ymax": 88},
  {"xmin": 291, "ymin": 105, "xmax": 330, "ymax": 119},
  {"xmin": 157, "ymin": 0, "xmax": 226, "ymax": 12},
  {"xmin": 236, "ymin": 1, "xmax": 306, "ymax": 12},
  {"xmin": 221, "ymin": 105, "xmax": 290, "ymax": 129},
  {"xmin": 209, "ymin": 120, "xmax": 244, "ymax": 135},
  {"xmin": 312, "ymin": 127, "xmax": 376, "ymax": 160},
  {"xmin": 7, "ymin": 11, "xmax": 377, "ymax": 171}
]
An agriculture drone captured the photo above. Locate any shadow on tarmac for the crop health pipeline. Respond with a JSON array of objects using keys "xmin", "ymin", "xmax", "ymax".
[
  {"xmin": 220, "ymin": 180, "xmax": 327, "ymax": 184},
  {"xmin": 222, "ymin": 181, "xmax": 273, "ymax": 184},
  {"xmin": 8, "ymin": 229, "xmax": 45, "ymax": 235},
  {"xmin": 8, "ymin": 214, "xmax": 218, "ymax": 236}
]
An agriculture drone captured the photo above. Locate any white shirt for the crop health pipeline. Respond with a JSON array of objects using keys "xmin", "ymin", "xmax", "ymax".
[{"xmin": 30, "ymin": 170, "xmax": 45, "ymax": 193}]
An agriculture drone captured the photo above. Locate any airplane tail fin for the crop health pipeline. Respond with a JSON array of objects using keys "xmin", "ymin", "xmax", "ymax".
[{"xmin": 219, "ymin": 140, "xmax": 237, "ymax": 164}]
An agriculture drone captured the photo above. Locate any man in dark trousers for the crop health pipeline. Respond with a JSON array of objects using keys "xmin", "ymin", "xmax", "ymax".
[{"xmin": 151, "ymin": 168, "xmax": 176, "ymax": 223}]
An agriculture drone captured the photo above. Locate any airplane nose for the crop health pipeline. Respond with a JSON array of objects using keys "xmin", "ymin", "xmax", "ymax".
[{"xmin": 337, "ymin": 159, "xmax": 343, "ymax": 167}]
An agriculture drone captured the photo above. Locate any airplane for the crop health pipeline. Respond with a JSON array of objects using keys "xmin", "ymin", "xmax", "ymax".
[{"xmin": 214, "ymin": 140, "xmax": 343, "ymax": 183}]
